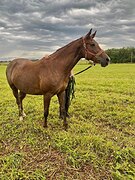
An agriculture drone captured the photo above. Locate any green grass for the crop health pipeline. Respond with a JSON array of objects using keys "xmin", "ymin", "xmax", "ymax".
[{"xmin": 0, "ymin": 63, "xmax": 135, "ymax": 179}]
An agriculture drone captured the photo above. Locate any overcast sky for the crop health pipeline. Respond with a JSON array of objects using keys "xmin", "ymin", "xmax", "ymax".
[{"xmin": 0, "ymin": 0, "xmax": 135, "ymax": 60}]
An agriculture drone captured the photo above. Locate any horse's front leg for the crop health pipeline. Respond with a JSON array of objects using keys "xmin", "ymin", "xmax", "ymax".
[
  {"xmin": 57, "ymin": 91, "xmax": 68, "ymax": 130},
  {"xmin": 43, "ymin": 94, "xmax": 51, "ymax": 128}
]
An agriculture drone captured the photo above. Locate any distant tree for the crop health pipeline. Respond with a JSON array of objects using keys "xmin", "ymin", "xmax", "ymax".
[{"xmin": 106, "ymin": 47, "xmax": 135, "ymax": 63}]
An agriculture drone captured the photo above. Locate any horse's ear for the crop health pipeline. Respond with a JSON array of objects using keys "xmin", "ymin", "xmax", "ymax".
[
  {"xmin": 85, "ymin": 28, "xmax": 92, "ymax": 39},
  {"xmin": 91, "ymin": 30, "xmax": 97, "ymax": 38}
]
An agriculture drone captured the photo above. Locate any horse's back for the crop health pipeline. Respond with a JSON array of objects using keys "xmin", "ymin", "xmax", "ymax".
[{"xmin": 7, "ymin": 58, "xmax": 30, "ymax": 72}]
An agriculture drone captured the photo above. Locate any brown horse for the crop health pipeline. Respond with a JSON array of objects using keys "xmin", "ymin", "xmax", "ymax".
[{"xmin": 6, "ymin": 29, "xmax": 110, "ymax": 130}]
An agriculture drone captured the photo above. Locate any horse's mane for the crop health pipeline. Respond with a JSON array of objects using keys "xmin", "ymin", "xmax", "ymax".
[{"xmin": 50, "ymin": 37, "xmax": 82, "ymax": 57}]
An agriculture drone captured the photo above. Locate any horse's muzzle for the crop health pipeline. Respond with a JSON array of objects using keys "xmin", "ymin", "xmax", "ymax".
[{"xmin": 101, "ymin": 57, "xmax": 110, "ymax": 67}]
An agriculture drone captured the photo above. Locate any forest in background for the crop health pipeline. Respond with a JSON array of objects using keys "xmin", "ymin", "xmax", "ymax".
[{"xmin": 106, "ymin": 47, "xmax": 135, "ymax": 63}]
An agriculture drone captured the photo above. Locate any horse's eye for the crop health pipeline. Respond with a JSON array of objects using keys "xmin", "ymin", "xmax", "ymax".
[{"xmin": 91, "ymin": 43, "xmax": 95, "ymax": 47}]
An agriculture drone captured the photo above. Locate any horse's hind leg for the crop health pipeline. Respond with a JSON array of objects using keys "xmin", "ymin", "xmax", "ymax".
[
  {"xmin": 19, "ymin": 91, "xmax": 26, "ymax": 118},
  {"xmin": 11, "ymin": 85, "xmax": 26, "ymax": 120},
  {"xmin": 43, "ymin": 94, "xmax": 51, "ymax": 128},
  {"xmin": 11, "ymin": 85, "xmax": 22, "ymax": 120}
]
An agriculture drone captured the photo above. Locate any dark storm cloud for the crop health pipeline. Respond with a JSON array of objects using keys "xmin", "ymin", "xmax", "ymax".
[{"xmin": 0, "ymin": 0, "xmax": 134, "ymax": 60}]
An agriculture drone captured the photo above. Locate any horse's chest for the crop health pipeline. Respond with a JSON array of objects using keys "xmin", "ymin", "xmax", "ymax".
[
  {"xmin": 40, "ymin": 73, "xmax": 69, "ymax": 95},
  {"xmin": 47, "ymin": 79, "xmax": 68, "ymax": 95},
  {"xmin": 56, "ymin": 82, "xmax": 67, "ymax": 93}
]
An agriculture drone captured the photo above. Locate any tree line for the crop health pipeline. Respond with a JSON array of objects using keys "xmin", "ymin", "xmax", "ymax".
[{"xmin": 105, "ymin": 47, "xmax": 135, "ymax": 63}]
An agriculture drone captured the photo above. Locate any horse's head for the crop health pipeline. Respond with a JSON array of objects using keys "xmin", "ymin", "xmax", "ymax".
[{"xmin": 82, "ymin": 29, "xmax": 110, "ymax": 67}]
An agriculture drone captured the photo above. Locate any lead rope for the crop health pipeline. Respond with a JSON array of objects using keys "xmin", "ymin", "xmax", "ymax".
[
  {"xmin": 74, "ymin": 64, "xmax": 93, "ymax": 76},
  {"xmin": 67, "ymin": 62, "xmax": 94, "ymax": 105}
]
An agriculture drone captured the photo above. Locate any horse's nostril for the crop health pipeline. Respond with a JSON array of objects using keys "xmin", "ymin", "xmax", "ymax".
[{"xmin": 106, "ymin": 58, "xmax": 110, "ymax": 62}]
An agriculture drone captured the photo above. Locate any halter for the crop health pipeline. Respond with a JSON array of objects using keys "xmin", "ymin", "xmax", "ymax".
[{"xmin": 82, "ymin": 37, "xmax": 104, "ymax": 60}]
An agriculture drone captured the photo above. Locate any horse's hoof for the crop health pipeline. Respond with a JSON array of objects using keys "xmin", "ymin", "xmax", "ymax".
[
  {"xmin": 64, "ymin": 123, "xmax": 68, "ymax": 131},
  {"xmin": 22, "ymin": 112, "xmax": 26, "ymax": 117},
  {"xmin": 59, "ymin": 115, "xmax": 64, "ymax": 120},
  {"xmin": 19, "ymin": 116, "xmax": 23, "ymax": 121},
  {"xmin": 43, "ymin": 124, "xmax": 48, "ymax": 128}
]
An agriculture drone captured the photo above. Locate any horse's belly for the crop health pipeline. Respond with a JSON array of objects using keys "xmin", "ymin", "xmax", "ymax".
[
  {"xmin": 16, "ymin": 83, "xmax": 42, "ymax": 95},
  {"xmin": 13, "ymin": 75, "xmax": 42, "ymax": 95}
]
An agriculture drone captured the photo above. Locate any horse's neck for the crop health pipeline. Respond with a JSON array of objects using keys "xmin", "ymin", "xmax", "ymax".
[{"xmin": 50, "ymin": 38, "xmax": 83, "ymax": 76}]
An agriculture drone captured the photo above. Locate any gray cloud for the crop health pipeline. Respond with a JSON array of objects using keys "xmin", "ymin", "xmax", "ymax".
[{"xmin": 0, "ymin": 0, "xmax": 134, "ymax": 60}]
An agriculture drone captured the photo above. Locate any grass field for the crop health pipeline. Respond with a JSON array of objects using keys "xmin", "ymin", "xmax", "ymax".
[{"xmin": 0, "ymin": 63, "xmax": 135, "ymax": 179}]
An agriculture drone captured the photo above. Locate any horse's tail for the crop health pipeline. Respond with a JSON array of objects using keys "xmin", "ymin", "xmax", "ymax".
[
  {"xmin": 65, "ymin": 76, "xmax": 76, "ymax": 114},
  {"xmin": 6, "ymin": 60, "xmax": 17, "ymax": 87}
]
